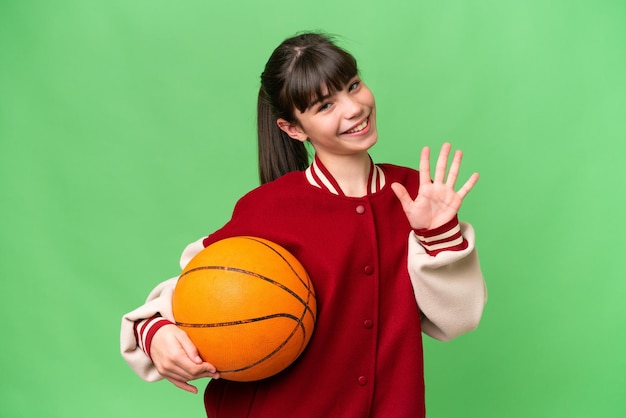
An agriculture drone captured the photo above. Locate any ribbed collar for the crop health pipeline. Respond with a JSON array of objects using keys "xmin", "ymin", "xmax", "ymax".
[{"xmin": 304, "ymin": 154, "xmax": 386, "ymax": 196}]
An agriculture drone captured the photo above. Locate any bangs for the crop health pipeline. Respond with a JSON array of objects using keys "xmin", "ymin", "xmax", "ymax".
[{"xmin": 282, "ymin": 46, "xmax": 358, "ymax": 113}]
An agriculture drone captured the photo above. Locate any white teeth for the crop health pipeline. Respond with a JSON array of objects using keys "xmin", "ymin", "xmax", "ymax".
[{"xmin": 346, "ymin": 119, "xmax": 368, "ymax": 134}]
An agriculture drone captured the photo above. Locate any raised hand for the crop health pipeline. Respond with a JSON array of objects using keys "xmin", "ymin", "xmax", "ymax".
[
  {"xmin": 391, "ymin": 142, "xmax": 479, "ymax": 230},
  {"xmin": 150, "ymin": 324, "xmax": 220, "ymax": 393}
]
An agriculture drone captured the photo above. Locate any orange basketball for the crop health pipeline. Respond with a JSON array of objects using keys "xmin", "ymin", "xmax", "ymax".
[{"xmin": 172, "ymin": 236, "xmax": 316, "ymax": 381}]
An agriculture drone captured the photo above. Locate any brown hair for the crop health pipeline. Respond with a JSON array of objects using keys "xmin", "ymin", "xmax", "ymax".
[{"xmin": 257, "ymin": 32, "xmax": 359, "ymax": 184}]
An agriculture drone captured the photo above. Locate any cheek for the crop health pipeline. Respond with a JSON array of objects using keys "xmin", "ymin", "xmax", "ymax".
[
  {"xmin": 304, "ymin": 116, "xmax": 334, "ymax": 134},
  {"xmin": 367, "ymin": 90, "xmax": 376, "ymax": 107},
  {"xmin": 357, "ymin": 88, "xmax": 376, "ymax": 110}
]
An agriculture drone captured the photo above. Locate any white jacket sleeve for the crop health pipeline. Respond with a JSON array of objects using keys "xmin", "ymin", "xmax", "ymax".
[
  {"xmin": 119, "ymin": 238, "xmax": 205, "ymax": 381},
  {"xmin": 408, "ymin": 222, "xmax": 487, "ymax": 342}
]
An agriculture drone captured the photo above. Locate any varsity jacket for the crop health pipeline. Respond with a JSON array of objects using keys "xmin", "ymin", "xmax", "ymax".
[{"xmin": 120, "ymin": 157, "xmax": 487, "ymax": 417}]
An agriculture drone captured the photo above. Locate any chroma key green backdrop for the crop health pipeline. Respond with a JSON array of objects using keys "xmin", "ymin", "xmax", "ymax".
[{"xmin": 1, "ymin": 0, "xmax": 625, "ymax": 417}]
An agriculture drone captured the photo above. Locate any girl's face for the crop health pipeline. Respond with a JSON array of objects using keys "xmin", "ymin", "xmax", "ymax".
[{"xmin": 278, "ymin": 77, "xmax": 378, "ymax": 160}]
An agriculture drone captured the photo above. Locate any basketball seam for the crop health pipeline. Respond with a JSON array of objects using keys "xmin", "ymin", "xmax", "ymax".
[
  {"xmin": 175, "ymin": 313, "xmax": 299, "ymax": 328},
  {"xmin": 243, "ymin": 237, "xmax": 317, "ymax": 325},
  {"xmin": 180, "ymin": 265, "xmax": 316, "ymax": 323}
]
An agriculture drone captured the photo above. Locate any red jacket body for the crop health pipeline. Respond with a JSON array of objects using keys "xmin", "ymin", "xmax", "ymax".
[{"xmin": 201, "ymin": 164, "xmax": 425, "ymax": 417}]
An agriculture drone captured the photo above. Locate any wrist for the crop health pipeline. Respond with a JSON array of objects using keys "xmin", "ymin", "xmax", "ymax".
[
  {"xmin": 413, "ymin": 215, "xmax": 468, "ymax": 256},
  {"xmin": 135, "ymin": 315, "xmax": 175, "ymax": 359}
]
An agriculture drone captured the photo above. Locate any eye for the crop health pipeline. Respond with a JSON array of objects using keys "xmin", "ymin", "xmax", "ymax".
[
  {"xmin": 348, "ymin": 80, "xmax": 361, "ymax": 92},
  {"xmin": 317, "ymin": 102, "xmax": 332, "ymax": 112}
]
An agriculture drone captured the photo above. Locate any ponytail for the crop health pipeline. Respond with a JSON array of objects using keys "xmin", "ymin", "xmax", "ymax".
[{"xmin": 257, "ymin": 89, "xmax": 309, "ymax": 184}]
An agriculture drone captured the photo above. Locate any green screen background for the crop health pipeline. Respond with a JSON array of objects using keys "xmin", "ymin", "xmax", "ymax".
[{"xmin": 2, "ymin": 0, "xmax": 625, "ymax": 417}]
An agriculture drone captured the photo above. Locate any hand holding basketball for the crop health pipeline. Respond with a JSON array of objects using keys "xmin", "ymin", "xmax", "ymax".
[{"xmin": 150, "ymin": 324, "xmax": 220, "ymax": 393}]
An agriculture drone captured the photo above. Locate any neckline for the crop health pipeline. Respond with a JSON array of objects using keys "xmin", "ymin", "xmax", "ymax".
[{"xmin": 304, "ymin": 154, "xmax": 386, "ymax": 197}]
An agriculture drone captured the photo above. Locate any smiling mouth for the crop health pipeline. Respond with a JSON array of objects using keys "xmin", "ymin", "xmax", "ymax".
[{"xmin": 344, "ymin": 118, "xmax": 369, "ymax": 134}]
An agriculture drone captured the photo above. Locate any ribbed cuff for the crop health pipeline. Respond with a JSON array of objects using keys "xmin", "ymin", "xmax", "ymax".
[
  {"xmin": 414, "ymin": 216, "xmax": 468, "ymax": 256},
  {"xmin": 134, "ymin": 315, "xmax": 174, "ymax": 359}
]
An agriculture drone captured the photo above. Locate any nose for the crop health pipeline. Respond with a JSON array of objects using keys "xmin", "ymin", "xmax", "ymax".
[{"xmin": 342, "ymin": 94, "xmax": 362, "ymax": 119}]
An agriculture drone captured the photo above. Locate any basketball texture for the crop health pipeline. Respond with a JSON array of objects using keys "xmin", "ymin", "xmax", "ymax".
[{"xmin": 172, "ymin": 236, "xmax": 316, "ymax": 382}]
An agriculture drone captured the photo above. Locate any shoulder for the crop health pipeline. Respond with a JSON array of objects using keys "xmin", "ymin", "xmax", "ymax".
[
  {"xmin": 203, "ymin": 171, "xmax": 310, "ymax": 246},
  {"xmin": 378, "ymin": 163, "xmax": 417, "ymax": 175},
  {"xmin": 378, "ymin": 163, "xmax": 419, "ymax": 183},
  {"xmin": 234, "ymin": 171, "xmax": 306, "ymax": 210}
]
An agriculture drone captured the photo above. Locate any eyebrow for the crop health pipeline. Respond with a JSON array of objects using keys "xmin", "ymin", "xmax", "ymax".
[
  {"xmin": 304, "ymin": 74, "xmax": 360, "ymax": 111},
  {"xmin": 309, "ymin": 93, "xmax": 333, "ymax": 108}
]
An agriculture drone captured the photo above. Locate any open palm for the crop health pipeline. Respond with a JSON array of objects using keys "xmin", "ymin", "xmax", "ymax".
[{"xmin": 391, "ymin": 143, "xmax": 479, "ymax": 230}]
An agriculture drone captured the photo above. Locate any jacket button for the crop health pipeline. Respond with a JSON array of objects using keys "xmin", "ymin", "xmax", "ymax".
[
  {"xmin": 364, "ymin": 265, "xmax": 374, "ymax": 275},
  {"xmin": 358, "ymin": 376, "xmax": 368, "ymax": 386},
  {"xmin": 355, "ymin": 205, "xmax": 365, "ymax": 214},
  {"xmin": 363, "ymin": 320, "xmax": 373, "ymax": 329}
]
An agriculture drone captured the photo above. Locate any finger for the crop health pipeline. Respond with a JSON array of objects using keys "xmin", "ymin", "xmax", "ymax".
[
  {"xmin": 419, "ymin": 146, "xmax": 431, "ymax": 185},
  {"xmin": 446, "ymin": 150, "xmax": 463, "ymax": 188},
  {"xmin": 434, "ymin": 142, "xmax": 451, "ymax": 183},
  {"xmin": 187, "ymin": 361, "xmax": 221, "ymax": 380},
  {"xmin": 174, "ymin": 358, "xmax": 221, "ymax": 381},
  {"xmin": 154, "ymin": 348, "xmax": 209, "ymax": 382},
  {"xmin": 195, "ymin": 367, "xmax": 221, "ymax": 380},
  {"xmin": 457, "ymin": 172, "xmax": 479, "ymax": 200},
  {"xmin": 156, "ymin": 357, "xmax": 199, "ymax": 383},
  {"xmin": 167, "ymin": 377, "xmax": 199, "ymax": 394},
  {"xmin": 390, "ymin": 182, "xmax": 414, "ymax": 211}
]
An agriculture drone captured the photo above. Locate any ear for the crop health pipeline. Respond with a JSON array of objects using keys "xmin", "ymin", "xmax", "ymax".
[{"xmin": 277, "ymin": 118, "xmax": 308, "ymax": 142}]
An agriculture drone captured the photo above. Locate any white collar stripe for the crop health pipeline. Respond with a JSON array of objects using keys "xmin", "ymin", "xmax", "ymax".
[
  {"xmin": 377, "ymin": 166, "xmax": 385, "ymax": 191},
  {"xmin": 304, "ymin": 157, "xmax": 386, "ymax": 196},
  {"xmin": 312, "ymin": 160, "xmax": 340, "ymax": 195},
  {"xmin": 305, "ymin": 167, "xmax": 322, "ymax": 189},
  {"xmin": 370, "ymin": 164, "xmax": 378, "ymax": 194}
]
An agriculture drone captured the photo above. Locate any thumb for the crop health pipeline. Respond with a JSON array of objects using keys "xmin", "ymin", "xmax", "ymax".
[
  {"xmin": 390, "ymin": 182, "xmax": 413, "ymax": 210},
  {"xmin": 176, "ymin": 332, "xmax": 203, "ymax": 364}
]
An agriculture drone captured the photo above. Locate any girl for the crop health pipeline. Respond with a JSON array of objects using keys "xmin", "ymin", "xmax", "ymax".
[{"xmin": 121, "ymin": 32, "xmax": 486, "ymax": 417}]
